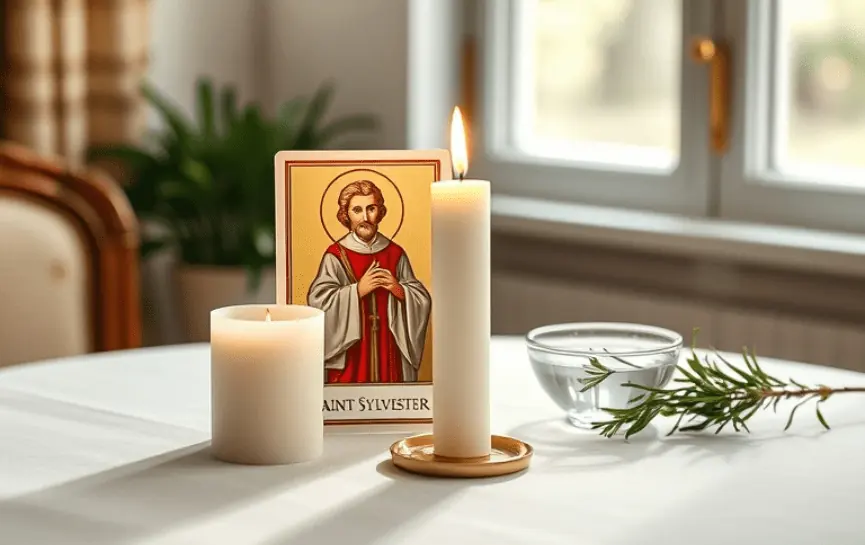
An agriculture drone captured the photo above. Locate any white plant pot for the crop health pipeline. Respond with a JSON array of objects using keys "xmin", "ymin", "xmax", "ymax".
[{"xmin": 175, "ymin": 265, "xmax": 276, "ymax": 342}]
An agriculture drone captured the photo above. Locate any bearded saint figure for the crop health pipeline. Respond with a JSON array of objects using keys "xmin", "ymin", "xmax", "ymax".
[{"xmin": 307, "ymin": 180, "xmax": 431, "ymax": 383}]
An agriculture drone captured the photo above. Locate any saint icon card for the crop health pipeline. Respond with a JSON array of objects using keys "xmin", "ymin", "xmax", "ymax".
[{"xmin": 275, "ymin": 149, "xmax": 449, "ymax": 426}]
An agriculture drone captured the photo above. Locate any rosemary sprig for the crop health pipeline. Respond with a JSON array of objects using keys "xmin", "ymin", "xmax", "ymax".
[{"xmin": 578, "ymin": 335, "xmax": 865, "ymax": 439}]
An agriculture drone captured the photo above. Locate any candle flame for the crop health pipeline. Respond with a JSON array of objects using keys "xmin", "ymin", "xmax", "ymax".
[
  {"xmin": 265, "ymin": 308, "xmax": 272, "ymax": 322},
  {"xmin": 450, "ymin": 106, "xmax": 468, "ymax": 179}
]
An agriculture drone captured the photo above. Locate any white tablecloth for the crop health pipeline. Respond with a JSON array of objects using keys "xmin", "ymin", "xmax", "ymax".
[{"xmin": 1, "ymin": 338, "xmax": 864, "ymax": 545}]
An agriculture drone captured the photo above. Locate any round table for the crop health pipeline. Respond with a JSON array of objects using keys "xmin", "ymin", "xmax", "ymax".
[{"xmin": 1, "ymin": 338, "xmax": 864, "ymax": 545}]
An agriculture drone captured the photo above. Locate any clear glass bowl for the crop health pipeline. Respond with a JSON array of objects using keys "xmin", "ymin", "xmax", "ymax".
[{"xmin": 526, "ymin": 323, "xmax": 683, "ymax": 429}]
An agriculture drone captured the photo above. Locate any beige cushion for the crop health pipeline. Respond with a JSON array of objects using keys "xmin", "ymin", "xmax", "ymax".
[{"xmin": 0, "ymin": 194, "xmax": 90, "ymax": 366}]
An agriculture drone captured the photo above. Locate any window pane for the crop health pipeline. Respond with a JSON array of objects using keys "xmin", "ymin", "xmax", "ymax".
[
  {"xmin": 523, "ymin": 0, "xmax": 682, "ymax": 169},
  {"xmin": 778, "ymin": 0, "xmax": 865, "ymax": 173}
]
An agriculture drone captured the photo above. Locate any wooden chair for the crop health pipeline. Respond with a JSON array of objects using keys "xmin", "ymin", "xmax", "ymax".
[{"xmin": 0, "ymin": 141, "xmax": 141, "ymax": 366}]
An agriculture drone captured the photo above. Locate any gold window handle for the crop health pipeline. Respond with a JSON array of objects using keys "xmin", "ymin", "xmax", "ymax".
[{"xmin": 691, "ymin": 38, "xmax": 730, "ymax": 154}]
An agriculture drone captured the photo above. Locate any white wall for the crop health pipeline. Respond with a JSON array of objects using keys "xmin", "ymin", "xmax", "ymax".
[
  {"xmin": 259, "ymin": 0, "xmax": 410, "ymax": 149},
  {"xmin": 149, "ymin": 0, "xmax": 261, "ymax": 121},
  {"xmin": 149, "ymin": 0, "xmax": 452, "ymax": 147},
  {"xmin": 407, "ymin": 0, "xmax": 461, "ymax": 149}
]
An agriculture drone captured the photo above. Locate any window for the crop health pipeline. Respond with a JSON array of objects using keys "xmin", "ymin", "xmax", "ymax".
[
  {"xmin": 519, "ymin": 0, "xmax": 682, "ymax": 170},
  {"xmin": 477, "ymin": 0, "xmax": 865, "ymax": 232},
  {"xmin": 775, "ymin": 0, "xmax": 865, "ymax": 173}
]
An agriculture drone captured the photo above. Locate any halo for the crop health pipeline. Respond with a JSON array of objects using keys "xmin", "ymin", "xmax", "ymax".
[{"xmin": 319, "ymin": 168, "xmax": 405, "ymax": 243}]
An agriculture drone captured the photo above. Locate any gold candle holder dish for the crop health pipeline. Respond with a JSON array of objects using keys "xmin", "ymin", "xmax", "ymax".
[{"xmin": 389, "ymin": 434, "xmax": 533, "ymax": 478}]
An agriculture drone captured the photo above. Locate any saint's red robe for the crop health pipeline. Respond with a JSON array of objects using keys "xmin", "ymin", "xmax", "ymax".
[{"xmin": 325, "ymin": 240, "xmax": 406, "ymax": 384}]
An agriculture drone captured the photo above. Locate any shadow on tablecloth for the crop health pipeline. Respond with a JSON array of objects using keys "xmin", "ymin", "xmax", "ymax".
[
  {"xmin": 0, "ymin": 433, "xmax": 401, "ymax": 544},
  {"xmin": 261, "ymin": 460, "xmax": 512, "ymax": 545}
]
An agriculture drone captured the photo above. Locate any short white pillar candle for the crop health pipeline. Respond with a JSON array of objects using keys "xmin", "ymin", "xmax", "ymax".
[{"xmin": 210, "ymin": 304, "xmax": 324, "ymax": 465}]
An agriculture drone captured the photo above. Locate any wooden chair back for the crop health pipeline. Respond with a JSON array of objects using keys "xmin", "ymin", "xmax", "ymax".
[{"xmin": 0, "ymin": 141, "xmax": 141, "ymax": 365}]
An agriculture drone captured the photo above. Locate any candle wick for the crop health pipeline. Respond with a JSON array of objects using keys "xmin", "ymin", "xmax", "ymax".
[{"xmin": 458, "ymin": 172, "xmax": 464, "ymax": 182}]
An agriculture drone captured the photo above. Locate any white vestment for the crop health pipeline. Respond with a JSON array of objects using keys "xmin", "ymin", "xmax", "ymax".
[{"xmin": 306, "ymin": 233, "xmax": 431, "ymax": 382}]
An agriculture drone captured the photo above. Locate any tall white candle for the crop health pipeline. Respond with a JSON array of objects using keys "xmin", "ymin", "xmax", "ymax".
[
  {"xmin": 431, "ymin": 107, "xmax": 491, "ymax": 459},
  {"xmin": 210, "ymin": 304, "xmax": 324, "ymax": 465}
]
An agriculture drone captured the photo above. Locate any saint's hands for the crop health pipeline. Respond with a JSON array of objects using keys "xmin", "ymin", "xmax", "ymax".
[
  {"xmin": 357, "ymin": 263, "xmax": 380, "ymax": 298},
  {"xmin": 357, "ymin": 261, "xmax": 404, "ymax": 299}
]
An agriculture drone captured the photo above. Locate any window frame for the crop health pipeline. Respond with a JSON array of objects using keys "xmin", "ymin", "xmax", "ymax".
[
  {"xmin": 718, "ymin": 0, "xmax": 865, "ymax": 233},
  {"xmin": 473, "ymin": 0, "xmax": 715, "ymax": 217}
]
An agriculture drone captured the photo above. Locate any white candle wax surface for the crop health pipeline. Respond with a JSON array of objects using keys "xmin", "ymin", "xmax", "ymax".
[
  {"xmin": 431, "ymin": 178, "xmax": 491, "ymax": 458},
  {"xmin": 210, "ymin": 304, "xmax": 324, "ymax": 465}
]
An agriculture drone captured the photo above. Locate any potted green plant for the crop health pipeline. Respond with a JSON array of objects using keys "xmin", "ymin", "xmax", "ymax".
[{"xmin": 88, "ymin": 78, "xmax": 377, "ymax": 341}]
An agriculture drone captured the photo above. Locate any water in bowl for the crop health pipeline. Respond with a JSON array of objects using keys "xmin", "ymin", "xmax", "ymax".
[{"xmin": 530, "ymin": 340, "xmax": 678, "ymax": 429}]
